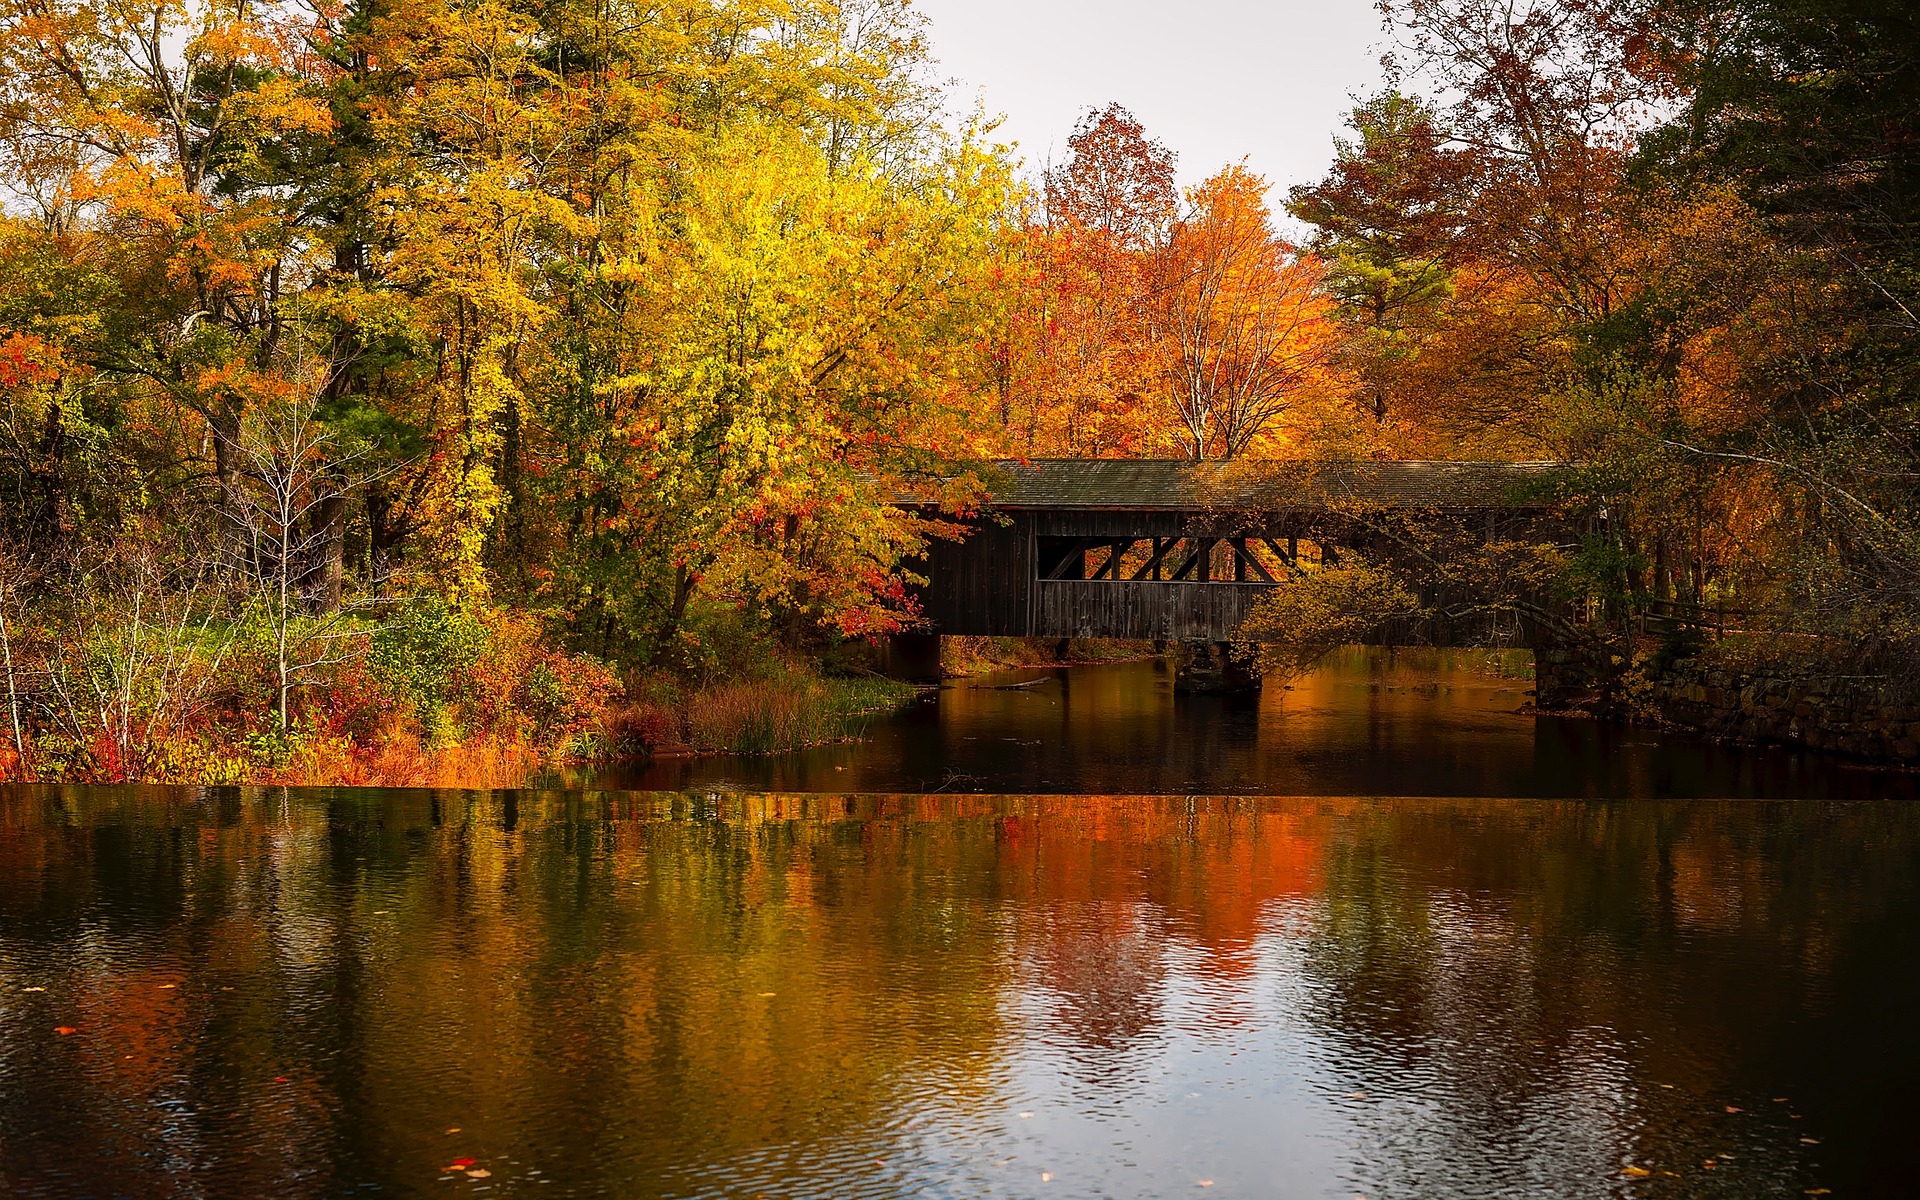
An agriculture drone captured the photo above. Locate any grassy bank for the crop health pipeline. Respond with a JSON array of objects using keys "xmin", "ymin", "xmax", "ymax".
[
  {"xmin": 0, "ymin": 670, "xmax": 922, "ymax": 787},
  {"xmin": 0, "ymin": 592, "xmax": 923, "ymax": 787},
  {"xmin": 940, "ymin": 636, "xmax": 1156, "ymax": 677}
]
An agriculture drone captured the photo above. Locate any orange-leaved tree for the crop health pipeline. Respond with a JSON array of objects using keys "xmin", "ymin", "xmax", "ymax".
[
  {"xmin": 989, "ymin": 104, "xmax": 1174, "ymax": 458},
  {"xmin": 1144, "ymin": 166, "xmax": 1343, "ymax": 460}
]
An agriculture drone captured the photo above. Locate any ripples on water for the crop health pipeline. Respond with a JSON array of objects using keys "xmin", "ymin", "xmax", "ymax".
[{"xmin": 3, "ymin": 787, "xmax": 1919, "ymax": 1198}]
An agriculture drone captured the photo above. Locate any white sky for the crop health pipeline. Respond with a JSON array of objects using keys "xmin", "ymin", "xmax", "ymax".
[{"xmin": 916, "ymin": 0, "xmax": 1390, "ymax": 204}]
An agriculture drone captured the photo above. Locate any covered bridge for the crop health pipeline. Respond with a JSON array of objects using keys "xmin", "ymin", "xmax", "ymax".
[{"xmin": 906, "ymin": 459, "xmax": 1561, "ymax": 643}]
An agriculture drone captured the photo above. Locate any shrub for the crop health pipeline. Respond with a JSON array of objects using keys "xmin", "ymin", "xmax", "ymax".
[
  {"xmin": 520, "ymin": 649, "xmax": 622, "ymax": 754},
  {"xmin": 369, "ymin": 598, "xmax": 488, "ymax": 742},
  {"xmin": 1234, "ymin": 560, "xmax": 1427, "ymax": 681}
]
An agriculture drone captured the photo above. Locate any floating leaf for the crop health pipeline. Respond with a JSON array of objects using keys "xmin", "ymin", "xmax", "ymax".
[
  {"xmin": 22, "ymin": 986, "xmax": 45, "ymax": 992},
  {"xmin": 1018, "ymin": 1112, "xmax": 1034, "ymax": 1119},
  {"xmin": 1197, "ymin": 1180, "xmax": 1214, "ymax": 1188},
  {"xmin": 447, "ymin": 1128, "xmax": 461, "ymax": 1134},
  {"xmin": 442, "ymin": 1158, "xmax": 476, "ymax": 1172},
  {"xmin": 1622, "ymin": 1167, "xmax": 1651, "ymax": 1178},
  {"xmin": 1040, "ymin": 1173, "xmax": 1052, "ymax": 1183},
  {"xmin": 465, "ymin": 1169, "xmax": 491, "ymax": 1179},
  {"xmin": 275, "ymin": 1077, "xmax": 289, "ymax": 1083},
  {"xmin": 1800, "ymin": 1138, "xmax": 1820, "ymax": 1145},
  {"xmin": 54, "ymin": 1027, "xmax": 76, "ymax": 1035},
  {"xmin": 1805, "ymin": 1190, "xmax": 1831, "ymax": 1196},
  {"xmin": 1725, "ymin": 1106, "xmax": 1742, "ymax": 1114}
]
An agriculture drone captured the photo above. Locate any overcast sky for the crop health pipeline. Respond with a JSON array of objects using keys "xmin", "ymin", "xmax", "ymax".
[{"xmin": 915, "ymin": 0, "xmax": 1390, "ymax": 203}]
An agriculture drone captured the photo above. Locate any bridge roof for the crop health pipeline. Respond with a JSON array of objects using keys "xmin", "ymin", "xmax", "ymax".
[{"xmin": 975, "ymin": 459, "xmax": 1562, "ymax": 511}]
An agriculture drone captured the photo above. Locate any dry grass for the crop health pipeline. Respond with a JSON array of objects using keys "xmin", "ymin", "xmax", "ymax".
[
  {"xmin": 273, "ymin": 726, "xmax": 545, "ymax": 788},
  {"xmin": 0, "ymin": 741, "xmax": 24, "ymax": 783},
  {"xmin": 679, "ymin": 675, "xmax": 917, "ymax": 755}
]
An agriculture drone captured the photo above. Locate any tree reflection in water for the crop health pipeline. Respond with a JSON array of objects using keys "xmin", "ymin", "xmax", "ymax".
[
  {"xmin": 0, "ymin": 788, "xmax": 1915, "ymax": 1197},
  {"xmin": 606, "ymin": 653, "xmax": 1920, "ymax": 800}
]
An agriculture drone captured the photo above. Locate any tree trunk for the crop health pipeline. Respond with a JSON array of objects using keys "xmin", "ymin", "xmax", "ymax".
[
  {"xmin": 208, "ymin": 403, "xmax": 244, "ymax": 568},
  {"xmin": 497, "ymin": 390, "xmax": 524, "ymax": 584},
  {"xmin": 651, "ymin": 563, "xmax": 697, "ymax": 664},
  {"xmin": 368, "ymin": 483, "xmax": 403, "ymax": 587},
  {"xmin": 304, "ymin": 489, "xmax": 347, "ymax": 614},
  {"xmin": 28, "ymin": 397, "xmax": 67, "ymax": 548}
]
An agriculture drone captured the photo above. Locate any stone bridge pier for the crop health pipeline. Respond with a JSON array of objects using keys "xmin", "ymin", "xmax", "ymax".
[
  {"xmin": 1530, "ymin": 635, "xmax": 1630, "ymax": 716},
  {"xmin": 1172, "ymin": 640, "xmax": 1259, "ymax": 693}
]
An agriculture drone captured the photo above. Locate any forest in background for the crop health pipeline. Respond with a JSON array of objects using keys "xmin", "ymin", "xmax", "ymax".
[{"xmin": 0, "ymin": 0, "xmax": 1914, "ymax": 782}]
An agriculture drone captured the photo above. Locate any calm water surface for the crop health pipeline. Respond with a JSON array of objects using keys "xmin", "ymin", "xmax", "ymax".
[
  {"xmin": 3, "ymin": 656, "xmax": 1918, "ymax": 1199},
  {"xmin": 593, "ymin": 653, "xmax": 1914, "ymax": 799}
]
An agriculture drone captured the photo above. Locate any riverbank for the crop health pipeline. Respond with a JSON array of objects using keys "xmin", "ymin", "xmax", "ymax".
[
  {"xmin": 504, "ymin": 651, "xmax": 1919, "ymax": 798},
  {"xmin": 0, "ymin": 590, "xmax": 926, "ymax": 788},
  {"xmin": 939, "ymin": 635, "xmax": 1157, "ymax": 676},
  {"xmin": 1637, "ymin": 648, "xmax": 1920, "ymax": 764},
  {"xmin": 0, "ymin": 670, "xmax": 923, "ymax": 789},
  {"xmin": 1533, "ymin": 629, "xmax": 1920, "ymax": 766}
]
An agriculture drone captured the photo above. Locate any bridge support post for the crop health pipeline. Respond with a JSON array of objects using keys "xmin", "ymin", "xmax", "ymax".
[
  {"xmin": 1531, "ymin": 636, "xmax": 1628, "ymax": 716},
  {"xmin": 883, "ymin": 633, "xmax": 943, "ymax": 683},
  {"xmin": 1173, "ymin": 640, "xmax": 1259, "ymax": 694}
]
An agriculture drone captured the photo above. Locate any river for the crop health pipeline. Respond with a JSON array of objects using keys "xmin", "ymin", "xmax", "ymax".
[
  {"xmin": 589, "ymin": 651, "xmax": 1911, "ymax": 799},
  {"xmin": 2, "ymin": 652, "xmax": 1917, "ymax": 1198}
]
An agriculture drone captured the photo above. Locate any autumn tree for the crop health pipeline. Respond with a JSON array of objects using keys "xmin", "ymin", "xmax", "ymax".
[
  {"xmin": 0, "ymin": 0, "xmax": 341, "ymax": 550},
  {"xmin": 1043, "ymin": 103, "xmax": 1178, "ymax": 251},
  {"xmin": 987, "ymin": 104, "xmax": 1176, "ymax": 457},
  {"xmin": 1145, "ymin": 167, "xmax": 1340, "ymax": 460},
  {"xmin": 0, "ymin": 0, "xmax": 1024, "ymax": 726},
  {"xmin": 1278, "ymin": 0, "xmax": 1920, "ymax": 671},
  {"xmin": 1628, "ymin": 0, "xmax": 1920, "ymax": 649},
  {"xmin": 1286, "ymin": 93, "xmax": 1471, "ymax": 427},
  {"xmin": 535, "ymin": 125, "xmax": 1013, "ymax": 660}
]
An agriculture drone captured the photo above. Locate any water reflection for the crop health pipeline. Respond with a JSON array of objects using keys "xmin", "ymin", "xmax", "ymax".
[
  {"xmin": 592, "ymin": 652, "xmax": 1917, "ymax": 798},
  {"xmin": 3, "ymin": 788, "xmax": 1916, "ymax": 1197}
]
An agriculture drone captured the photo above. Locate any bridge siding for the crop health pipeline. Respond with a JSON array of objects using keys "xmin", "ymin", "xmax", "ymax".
[
  {"xmin": 919, "ymin": 509, "xmax": 1280, "ymax": 638},
  {"xmin": 923, "ymin": 512, "xmax": 1032, "ymax": 636},
  {"xmin": 1030, "ymin": 510, "xmax": 1196, "ymax": 539},
  {"xmin": 1031, "ymin": 580, "xmax": 1272, "ymax": 641}
]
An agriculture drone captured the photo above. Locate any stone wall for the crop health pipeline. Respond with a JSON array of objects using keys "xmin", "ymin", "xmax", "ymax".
[
  {"xmin": 1533, "ymin": 638, "xmax": 1629, "ymax": 716},
  {"xmin": 1646, "ymin": 659, "xmax": 1920, "ymax": 762}
]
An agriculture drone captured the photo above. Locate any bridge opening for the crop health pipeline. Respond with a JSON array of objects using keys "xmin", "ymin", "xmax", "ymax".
[{"xmin": 1036, "ymin": 536, "xmax": 1321, "ymax": 584}]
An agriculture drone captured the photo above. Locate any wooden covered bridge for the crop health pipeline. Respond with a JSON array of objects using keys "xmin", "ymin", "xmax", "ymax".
[{"xmin": 892, "ymin": 459, "xmax": 1560, "ymax": 679}]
